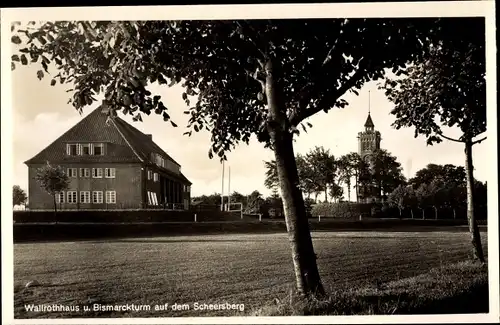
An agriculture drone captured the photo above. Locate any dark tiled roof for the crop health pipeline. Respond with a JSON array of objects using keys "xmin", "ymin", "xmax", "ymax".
[
  {"xmin": 24, "ymin": 108, "xmax": 141, "ymax": 164},
  {"xmin": 364, "ymin": 113, "xmax": 374, "ymax": 128},
  {"xmin": 25, "ymin": 108, "xmax": 192, "ymax": 184},
  {"xmin": 112, "ymin": 117, "xmax": 181, "ymax": 167},
  {"xmin": 158, "ymin": 167, "xmax": 192, "ymax": 185}
]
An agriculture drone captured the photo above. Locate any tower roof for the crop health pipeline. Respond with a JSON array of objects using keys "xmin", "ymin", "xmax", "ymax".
[{"xmin": 364, "ymin": 113, "xmax": 374, "ymax": 128}]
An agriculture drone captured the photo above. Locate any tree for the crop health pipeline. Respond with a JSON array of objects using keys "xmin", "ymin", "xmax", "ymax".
[
  {"xmin": 295, "ymin": 154, "xmax": 316, "ymax": 199},
  {"xmin": 229, "ymin": 191, "xmax": 246, "ymax": 208},
  {"xmin": 383, "ymin": 18, "xmax": 486, "ymax": 262},
  {"xmin": 305, "ymin": 146, "xmax": 336, "ymax": 203},
  {"xmin": 246, "ymin": 190, "xmax": 264, "ymax": 214},
  {"xmin": 265, "ymin": 153, "xmax": 323, "ymax": 201},
  {"xmin": 328, "ymin": 183, "xmax": 344, "ymax": 203},
  {"xmin": 13, "ymin": 185, "xmax": 28, "ymax": 208},
  {"xmin": 337, "ymin": 154, "xmax": 355, "ymax": 201},
  {"xmin": 34, "ymin": 162, "xmax": 70, "ymax": 217},
  {"xmin": 427, "ymin": 178, "xmax": 447, "ymax": 219},
  {"xmin": 192, "ymin": 193, "xmax": 222, "ymax": 206},
  {"xmin": 387, "ymin": 185, "xmax": 407, "ymax": 218},
  {"xmin": 12, "ymin": 19, "xmax": 445, "ymax": 297},
  {"xmin": 344, "ymin": 152, "xmax": 366, "ymax": 203},
  {"xmin": 415, "ymin": 183, "xmax": 431, "ymax": 219},
  {"xmin": 264, "ymin": 160, "xmax": 279, "ymax": 192},
  {"xmin": 364, "ymin": 149, "xmax": 406, "ymax": 202},
  {"xmin": 410, "ymin": 164, "xmax": 468, "ymax": 219},
  {"xmin": 410, "ymin": 163, "xmax": 465, "ymax": 189}
]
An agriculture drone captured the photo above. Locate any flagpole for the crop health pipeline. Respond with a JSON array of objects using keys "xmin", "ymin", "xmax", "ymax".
[
  {"xmin": 221, "ymin": 160, "xmax": 225, "ymax": 211},
  {"xmin": 228, "ymin": 166, "xmax": 231, "ymax": 210}
]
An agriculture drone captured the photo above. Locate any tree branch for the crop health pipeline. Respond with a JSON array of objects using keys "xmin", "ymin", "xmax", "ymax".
[
  {"xmin": 235, "ymin": 21, "xmax": 267, "ymax": 61},
  {"xmin": 472, "ymin": 136, "xmax": 487, "ymax": 145},
  {"xmin": 289, "ymin": 62, "xmax": 366, "ymax": 126},
  {"xmin": 321, "ymin": 22, "xmax": 345, "ymax": 67},
  {"xmin": 438, "ymin": 133, "xmax": 463, "ymax": 143}
]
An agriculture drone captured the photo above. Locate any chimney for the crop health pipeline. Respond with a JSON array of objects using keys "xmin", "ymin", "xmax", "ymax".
[{"xmin": 146, "ymin": 134, "xmax": 153, "ymax": 140}]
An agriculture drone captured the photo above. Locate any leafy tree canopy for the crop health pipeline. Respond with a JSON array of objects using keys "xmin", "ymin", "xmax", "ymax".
[
  {"xmin": 410, "ymin": 163, "xmax": 465, "ymax": 188},
  {"xmin": 12, "ymin": 19, "xmax": 449, "ymax": 159},
  {"xmin": 34, "ymin": 162, "xmax": 70, "ymax": 196},
  {"xmin": 13, "ymin": 185, "xmax": 28, "ymax": 207},
  {"xmin": 382, "ymin": 17, "xmax": 486, "ymax": 146}
]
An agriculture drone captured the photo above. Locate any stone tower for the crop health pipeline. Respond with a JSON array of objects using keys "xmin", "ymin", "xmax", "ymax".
[
  {"xmin": 357, "ymin": 109, "xmax": 382, "ymax": 204},
  {"xmin": 357, "ymin": 113, "xmax": 381, "ymax": 157}
]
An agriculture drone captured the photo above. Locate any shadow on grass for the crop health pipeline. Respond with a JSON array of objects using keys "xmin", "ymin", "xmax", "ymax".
[
  {"xmin": 251, "ymin": 260, "xmax": 489, "ymax": 316},
  {"xmin": 407, "ymin": 281, "xmax": 489, "ymax": 314}
]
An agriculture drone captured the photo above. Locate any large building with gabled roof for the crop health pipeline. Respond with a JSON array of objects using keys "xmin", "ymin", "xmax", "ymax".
[{"xmin": 25, "ymin": 107, "xmax": 192, "ymax": 210}]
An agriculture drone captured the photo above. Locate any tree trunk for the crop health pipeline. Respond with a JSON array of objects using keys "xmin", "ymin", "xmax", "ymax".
[
  {"xmin": 265, "ymin": 59, "xmax": 325, "ymax": 297},
  {"xmin": 453, "ymin": 208, "xmax": 456, "ymax": 219},
  {"xmin": 410, "ymin": 208, "xmax": 414, "ymax": 219},
  {"xmin": 53, "ymin": 195, "xmax": 57, "ymax": 223},
  {"xmin": 398, "ymin": 207, "xmax": 402, "ymax": 218},
  {"xmin": 355, "ymin": 172, "xmax": 359, "ymax": 203},
  {"xmin": 346, "ymin": 179, "xmax": 351, "ymax": 202},
  {"xmin": 464, "ymin": 139, "xmax": 485, "ymax": 262},
  {"xmin": 324, "ymin": 187, "xmax": 328, "ymax": 203},
  {"xmin": 434, "ymin": 206, "xmax": 438, "ymax": 219},
  {"xmin": 421, "ymin": 208, "xmax": 425, "ymax": 219}
]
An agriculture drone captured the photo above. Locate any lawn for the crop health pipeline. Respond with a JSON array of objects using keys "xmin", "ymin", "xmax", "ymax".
[{"xmin": 14, "ymin": 231, "xmax": 488, "ymax": 318}]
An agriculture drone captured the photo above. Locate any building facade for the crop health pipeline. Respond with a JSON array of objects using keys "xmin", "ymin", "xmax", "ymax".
[
  {"xmin": 357, "ymin": 112, "xmax": 382, "ymax": 203},
  {"xmin": 25, "ymin": 107, "xmax": 192, "ymax": 210}
]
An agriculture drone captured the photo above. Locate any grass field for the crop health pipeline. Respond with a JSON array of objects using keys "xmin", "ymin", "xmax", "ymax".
[{"xmin": 14, "ymin": 230, "xmax": 488, "ymax": 318}]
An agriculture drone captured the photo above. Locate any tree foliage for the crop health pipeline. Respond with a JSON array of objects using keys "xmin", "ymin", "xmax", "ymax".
[
  {"xmin": 358, "ymin": 149, "xmax": 406, "ymax": 202},
  {"xmin": 35, "ymin": 162, "xmax": 70, "ymax": 196},
  {"xmin": 12, "ymin": 19, "xmax": 444, "ymax": 159},
  {"xmin": 409, "ymin": 163, "xmax": 465, "ymax": 189},
  {"xmin": 382, "ymin": 18, "xmax": 486, "ymax": 146},
  {"xmin": 13, "ymin": 185, "xmax": 28, "ymax": 207}
]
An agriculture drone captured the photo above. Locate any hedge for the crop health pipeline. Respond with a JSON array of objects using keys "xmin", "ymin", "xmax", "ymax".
[
  {"xmin": 13, "ymin": 218, "xmax": 485, "ymax": 243},
  {"xmin": 310, "ymin": 202, "xmax": 487, "ymax": 220},
  {"xmin": 13, "ymin": 209, "xmax": 242, "ymax": 223},
  {"xmin": 311, "ymin": 202, "xmax": 372, "ymax": 219}
]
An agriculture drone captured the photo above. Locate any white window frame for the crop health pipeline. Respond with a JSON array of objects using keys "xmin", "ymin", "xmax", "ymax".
[
  {"xmin": 147, "ymin": 191, "xmax": 153, "ymax": 205},
  {"xmin": 92, "ymin": 191, "xmax": 103, "ymax": 204},
  {"xmin": 147, "ymin": 170, "xmax": 152, "ymax": 180},
  {"xmin": 92, "ymin": 143, "xmax": 104, "ymax": 156},
  {"xmin": 152, "ymin": 192, "xmax": 158, "ymax": 206},
  {"xmin": 153, "ymin": 172, "xmax": 159, "ymax": 182},
  {"xmin": 105, "ymin": 168, "xmax": 116, "ymax": 178},
  {"xmin": 66, "ymin": 191, "xmax": 77, "ymax": 204},
  {"xmin": 56, "ymin": 191, "xmax": 65, "ymax": 203},
  {"xmin": 79, "ymin": 168, "xmax": 90, "ymax": 178},
  {"xmin": 81, "ymin": 143, "xmax": 91, "ymax": 155},
  {"xmin": 92, "ymin": 168, "xmax": 103, "ymax": 178},
  {"xmin": 106, "ymin": 190, "xmax": 116, "ymax": 204},
  {"xmin": 66, "ymin": 144, "xmax": 78, "ymax": 156},
  {"xmin": 67, "ymin": 168, "xmax": 78, "ymax": 178},
  {"xmin": 79, "ymin": 191, "xmax": 91, "ymax": 204}
]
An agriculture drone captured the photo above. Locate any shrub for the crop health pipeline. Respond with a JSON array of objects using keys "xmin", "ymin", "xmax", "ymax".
[{"xmin": 311, "ymin": 202, "xmax": 371, "ymax": 219}]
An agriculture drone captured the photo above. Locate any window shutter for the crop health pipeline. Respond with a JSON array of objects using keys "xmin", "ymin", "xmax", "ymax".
[
  {"xmin": 90, "ymin": 144, "xmax": 94, "ymax": 155},
  {"xmin": 66, "ymin": 144, "xmax": 70, "ymax": 155}
]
